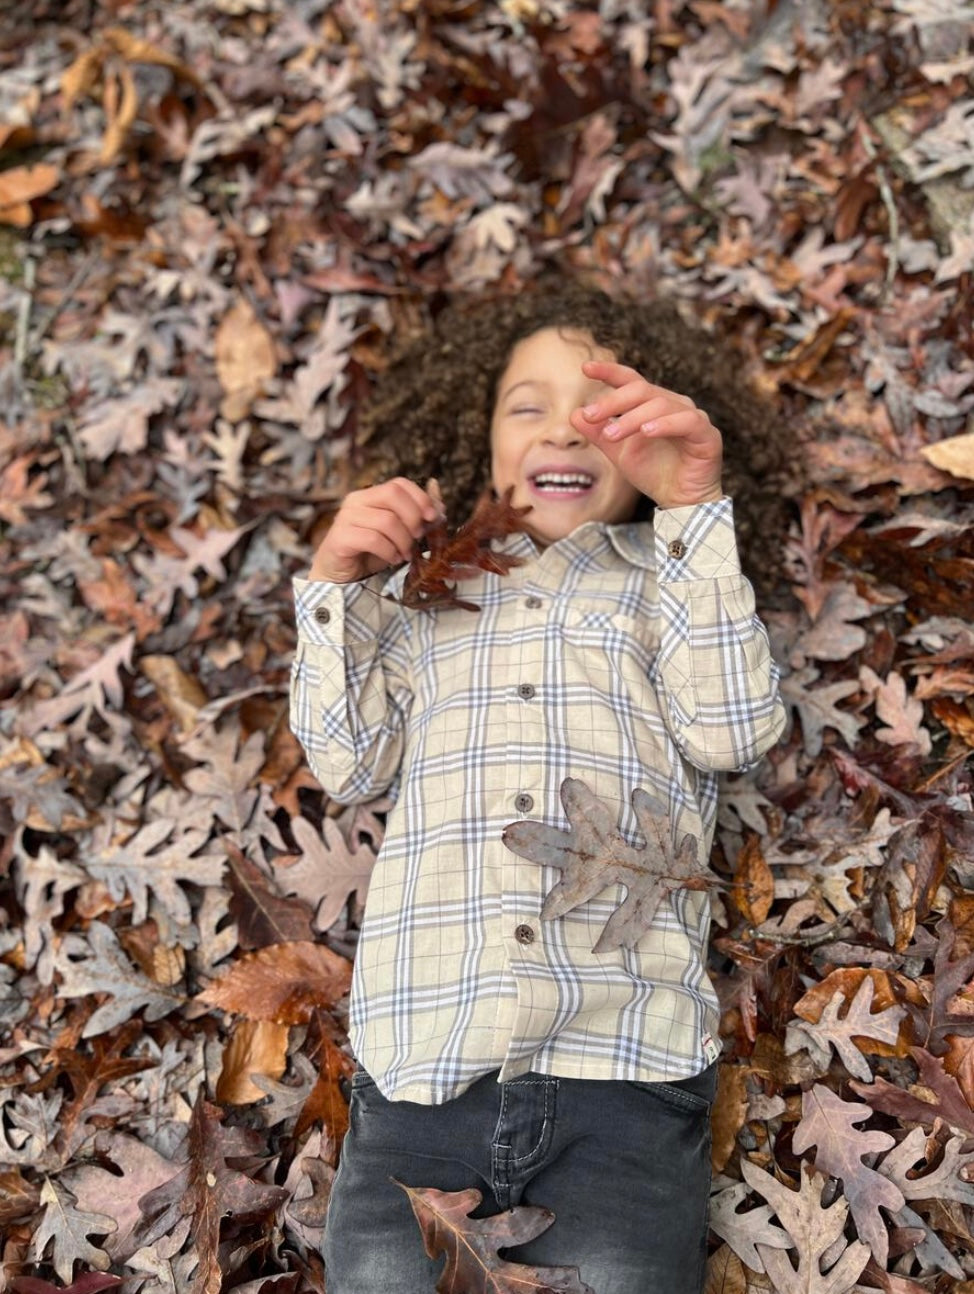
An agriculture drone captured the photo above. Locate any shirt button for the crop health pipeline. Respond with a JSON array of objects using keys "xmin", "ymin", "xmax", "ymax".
[
  {"xmin": 515, "ymin": 793, "xmax": 534, "ymax": 814},
  {"xmin": 313, "ymin": 605, "xmax": 332, "ymax": 624},
  {"xmin": 667, "ymin": 539, "xmax": 687, "ymax": 559},
  {"xmin": 517, "ymin": 684, "xmax": 535, "ymax": 700},
  {"xmin": 515, "ymin": 923, "xmax": 535, "ymax": 944},
  {"xmin": 525, "ymin": 596, "xmax": 542, "ymax": 609}
]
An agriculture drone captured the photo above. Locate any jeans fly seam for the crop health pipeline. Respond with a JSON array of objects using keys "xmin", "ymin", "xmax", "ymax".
[{"xmin": 510, "ymin": 1077, "xmax": 556, "ymax": 1167}]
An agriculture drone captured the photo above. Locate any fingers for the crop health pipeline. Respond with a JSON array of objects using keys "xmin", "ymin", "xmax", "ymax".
[
  {"xmin": 577, "ymin": 378, "xmax": 694, "ymax": 430},
  {"xmin": 311, "ymin": 477, "xmax": 443, "ymax": 581},
  {"xmin": 598, "ymin": 408, "xmax": 717, "ymax": 449}
]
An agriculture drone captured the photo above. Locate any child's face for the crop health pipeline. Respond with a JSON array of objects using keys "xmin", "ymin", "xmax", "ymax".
[{"xmin": 489, "ymin": 327, "xmax": 642, "ymax": 547}]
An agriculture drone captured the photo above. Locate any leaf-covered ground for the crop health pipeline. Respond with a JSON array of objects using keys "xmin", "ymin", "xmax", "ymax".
[{"xmin": 2, "ymin": 1, "xmax": 974, "ymax": 1291}]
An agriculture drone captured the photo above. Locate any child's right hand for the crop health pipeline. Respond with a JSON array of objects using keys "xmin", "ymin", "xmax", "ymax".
[{"xmin": 306, "ymin": 478, "xmax": 444, "ymax": 583}]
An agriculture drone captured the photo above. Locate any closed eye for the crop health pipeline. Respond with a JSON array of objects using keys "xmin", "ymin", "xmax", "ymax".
[{"xmin": 510, "ymin": 406, "xmax": 543, "ymax": 415}]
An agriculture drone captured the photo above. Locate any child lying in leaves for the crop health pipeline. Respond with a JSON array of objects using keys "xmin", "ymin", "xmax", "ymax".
[{"xmin": 288, "ymin": 279, "xmax": 790, "ymax": 1294}]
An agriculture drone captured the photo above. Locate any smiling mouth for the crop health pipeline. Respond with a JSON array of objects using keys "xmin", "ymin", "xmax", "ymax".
[{"xmin": 530, "ymin": 472, "xmax": 595, "ymax": 495}]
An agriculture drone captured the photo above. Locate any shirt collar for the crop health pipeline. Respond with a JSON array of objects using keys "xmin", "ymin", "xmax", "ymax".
[{"xmin": 499, "ymin": 520, "xmax": 655, "ymax": 571}]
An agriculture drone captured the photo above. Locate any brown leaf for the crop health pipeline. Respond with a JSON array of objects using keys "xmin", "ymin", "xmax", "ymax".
[
  {"xmin": 196, "ymin": 940, "xmax": 351, "ymax": 1024},
  {"xmin": 216, "ymin": 298, "xmax": 277, "ymax": 422},
  {"xmin": 785, "ymin": 976, "xmax": 908, "ymax": 1081},
  {"xmin": 920, "ymin": 431, "xmax": 974, "ymax": 482},
  {"xmin": 852, "ymin": 1046, "xmax": 974, "ymax": 1136},
  {"xmin": 0, "ymin": 164, "xmax": 59, "ymax": 227},
  {"xmin": 502, "ymin": 777, "xmax": 707, "ymax": 952},
  {"xmin": 791, "ymin": 1084, "xmax": 904, "ymax": 1264},
  {"xmin": 402, "ymin": 486, "xmax": 532, "ymax": 613},
  {"xmin": 140, "ymin": 653, "xmax": 208, "ymax": 733},
  {"xmin": 295, "ymin": 1023, "xmax": 355, "ymax": 1150},
  {"xmin": 711, "ymin": 1063, "xmax": 748, "ymax": 1174},
  {"xmin": 216, "ymin": 1018, "xmax": 290, "ymax": 1105},
  {"xmin": 731, "ymin": 835, "xmax": 774, "ymax": 926},
  {"xmin": 703, "ymin": 1244, "xmax": 747, "ymax": 1294},
  {"xmin": 742, "ymin": 1160, "xmax": 871, "ymax": 1294},
  {"xmin": 135, "ymin": 1094, "xmax": 289, "ymax": 1294},
  {"xmin": 397, "ymin": 1181, "xmax": 595, "ymax": 1294},
  {"xmin": 225, "ymin": 843, "xmax": 315, "ymax": 948},
  {"xmin": 0, "ymin": 1169, "xmax": 41, "ymax": 1227}
]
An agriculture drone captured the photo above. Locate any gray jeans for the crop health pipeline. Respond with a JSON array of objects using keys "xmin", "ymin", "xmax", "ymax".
[{"xmin": 322, "ymin": 1063, "xmax": 716, "ymax": 1294}]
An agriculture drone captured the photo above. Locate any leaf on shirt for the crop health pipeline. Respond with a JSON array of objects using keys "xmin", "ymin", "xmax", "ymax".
[
  {"xmin": 397, "ymin": 1181, "xmax": 596, "ymax": 1294},
  {"xmin": 401, "ymin": 485, "xmax": 532, "ymax": 613},
  {"xmin": 501, "ymin": 778, "xmax": 710, "ymax": 952}
]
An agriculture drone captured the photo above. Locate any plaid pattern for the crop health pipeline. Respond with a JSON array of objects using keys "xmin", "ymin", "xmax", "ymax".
[{"xmin": 289, "ymin": 498, "xmax": 785, "ymax": 1104}]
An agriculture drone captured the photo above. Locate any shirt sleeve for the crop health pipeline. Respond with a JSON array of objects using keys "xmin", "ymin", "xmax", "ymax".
[
  {"xmin": 650, "ymin": 497, "xmax": 786, "ymax": 772},
  {"xmin": 289, "ymin": 574, "xmax": 413, "ymax": 804}
]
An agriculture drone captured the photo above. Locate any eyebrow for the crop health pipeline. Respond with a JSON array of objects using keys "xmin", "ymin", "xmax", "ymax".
[{"xmin": 499, "ymin": 378, "xmax": 547, "ymax": 403}]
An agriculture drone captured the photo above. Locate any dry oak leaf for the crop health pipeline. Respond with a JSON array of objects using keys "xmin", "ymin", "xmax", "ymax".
[
  {"xmin": 10, "ymin": 1276, "xmax": 122, "ymax": 1294},
  {"xmin": 502, "ymin": 778, "xmax": 706, "ymax": 952},
  {"xmin": 859, "ymin": 666, "xmax": 932, "ymax": 755},
  {"xmin": 215, "ymin": 1018, "xmax": 290, "ymax": 1106},
  {"xmin": 397, "ymin": 1181, "xmax": 595, "ymax": 1294},
  {"xmin": 216, "ymin": 298, "xmax": 277, "ymax": 422},
  {"xmin": 29, "ymin": 1176, "xmax": 116, "ymax": 1284},
  {"xmin": 196, "ymin": 940, "xmax": 352, "ymax": 1024},
  {"xmin": 707, "ymin": 1180, "xmax": 790, "ymax": 1271},
  {"xmin": 135, "ymin": 1094, "xmax": 289, "ymax": 1294},
  {"xmin": 402, "ymin": 486, "xmax": 532, "ymax": 613},
  {"xmin": 779, "ymin": 666, "xmax": 864, "ymax": 759},
  {"xmin": 852, "ymin": 1046, "xmax": 974, "ymax": 1137},
  {"xmin": 879, "ymin": 1125, "xmax": 974, "ymax": 1207},
  {"xmin": 741, "ymin": 1160, "xmax": 870, "ymax": 1294},
  {"xmin": 284, "ymin": 812, "xmax": 377, "ymax": 932},
  {"xmin": 0, "ymin": 163, "xmax": 59, "ymax": 226},
  {"xmin": 795, "ymin": 581, "xmax": 874, "ymax": 662},
  {"xmin": 791, "ymin": 1084, "xmax": 904, "ymax": 1266},
  {"xmin": 65, "ymin": 1131, "xmax": 179, "ymax": 1263},
  {"xmin": 784, "ymin": 975, "xmax": 907, "ymax": 1083},
  {"xmin": 921, "ymin": 431, "xmax": 974, "ymax": 481}
]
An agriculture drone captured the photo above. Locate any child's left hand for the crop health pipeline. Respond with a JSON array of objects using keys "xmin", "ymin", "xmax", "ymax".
[{"xmin": 572, "ymin": 361, "xmax": 724, "ymax": 511}]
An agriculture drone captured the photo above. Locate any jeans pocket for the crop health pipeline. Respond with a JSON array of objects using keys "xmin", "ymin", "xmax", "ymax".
[{"xmin": 627, "ymin": 1074, "xmax": 714, "ymax": 1116}]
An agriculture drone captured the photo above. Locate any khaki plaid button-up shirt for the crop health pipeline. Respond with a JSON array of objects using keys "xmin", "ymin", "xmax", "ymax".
[{"xmin": 289, "ymin": 498, "xmax": 785, "ymax": 1104}]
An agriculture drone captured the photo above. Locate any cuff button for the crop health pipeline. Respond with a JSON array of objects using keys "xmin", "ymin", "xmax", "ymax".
[
  {"xmin": 667, "ymin": 539, "xmax": 687, "ymax": 559},
  {"xmin": 313, "ymin": 606, "xmax": 332, "ymax": 625}
]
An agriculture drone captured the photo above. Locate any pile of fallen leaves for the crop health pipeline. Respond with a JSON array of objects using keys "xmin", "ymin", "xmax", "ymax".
[{"xmin": 1, "ymin": 0, "xmax": 973, "ymax": 1290}]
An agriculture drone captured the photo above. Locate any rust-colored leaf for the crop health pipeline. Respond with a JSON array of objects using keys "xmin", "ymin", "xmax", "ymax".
[
  {"xmin": 397, "ymin": 1181, "xmax": 595, "ymax": 1294},
  {"xmin": 730, "ymin": 835, "xmax": 774, "ymax": 926},
  {"xmin": 196, "ymin": 940, "xmax": 351, "ymax": 1024},
  {"xmin": 401, "ymin": 486, "xmax": 532, "ymax": 613},
  {"xmin": 216, "ymin": 1018, "xmax": 289, "ymax": 1105}
]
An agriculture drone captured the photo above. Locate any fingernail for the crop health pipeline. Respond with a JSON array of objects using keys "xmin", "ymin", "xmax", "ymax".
[
  {"xmin": 583, "ymin": 404, "xmax": 600, "ymax": 419},
  {"xmin": 640, "ymin": 421, "xmax": 657, "ymax": 434},
  {"xmin": 604, "ymin": 420, "xmax": 621, "ymax": 439}
]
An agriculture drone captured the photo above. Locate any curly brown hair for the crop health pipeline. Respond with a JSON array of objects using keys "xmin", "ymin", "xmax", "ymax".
[{"xmin": 357, "ymin": 277, "xmax": 801, "ymax": 600}]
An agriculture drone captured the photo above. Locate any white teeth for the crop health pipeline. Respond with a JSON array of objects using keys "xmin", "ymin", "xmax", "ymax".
[{"xmin": 533, "ymin": 473, "xmax": 594, "ymax": 489}]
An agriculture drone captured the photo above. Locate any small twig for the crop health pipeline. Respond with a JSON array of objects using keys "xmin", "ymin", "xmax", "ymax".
[
  {"xmin": 27, "ymin": 250, "xmax": 98, "ymax": 354},
  {"xmin": 862, "ymin": 126, "xmax": 899, "ymax": 303},
  {"xmin": 745, "ymin": 920, "xmax": 850, "ymax": 949},
  {"xmin": 13, "ymin": 253, "xmax": 36, "ymax": 376}
]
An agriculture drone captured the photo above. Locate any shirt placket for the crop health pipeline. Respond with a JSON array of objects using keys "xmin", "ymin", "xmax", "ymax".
[{"xmin": 497, "ymin": 580, "xmax": 559, "ymax": 1078}]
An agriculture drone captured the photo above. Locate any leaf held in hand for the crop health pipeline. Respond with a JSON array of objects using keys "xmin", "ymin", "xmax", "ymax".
[
  {"xmin": 397, "ymin": 1181, "xmax": 595, "ymax": 1294},
  {"xmin": 401, "ymin": 485, "xmax": 532, "ymax": 613},
  {"xmin": 502, "ymin": 778, "xmax": 708, "ymax": 952}
]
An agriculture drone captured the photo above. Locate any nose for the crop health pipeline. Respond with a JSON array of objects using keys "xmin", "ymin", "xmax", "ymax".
[{"xmin": 542, "ymin": 421, "xmax": 584, "ymax": 447}]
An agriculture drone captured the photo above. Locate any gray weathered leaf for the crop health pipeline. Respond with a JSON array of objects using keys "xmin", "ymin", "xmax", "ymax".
[{"xmin": 502, "ymin": 778, "xmax": 707, "ymax": 952}]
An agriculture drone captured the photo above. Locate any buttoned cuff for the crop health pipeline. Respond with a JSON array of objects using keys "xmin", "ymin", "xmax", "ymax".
[
  {"xmin": 652, "ymin": 497, "xmax": 741, "ymax": 581},
  {"xmin": 293, "ymin": 574, "xmax": 391, "ymax": 645}
]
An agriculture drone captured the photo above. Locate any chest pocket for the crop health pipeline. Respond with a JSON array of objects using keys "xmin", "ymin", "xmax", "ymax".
[{"xmin": 557, "ymin": 604, "xmax": 659, "ymax": 690}]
